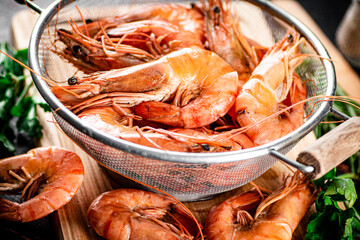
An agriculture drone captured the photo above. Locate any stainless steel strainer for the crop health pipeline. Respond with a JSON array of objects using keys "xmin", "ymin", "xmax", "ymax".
[{"xmin": 24, "ymin": 0, "xmax": 336, "ymax": 201}]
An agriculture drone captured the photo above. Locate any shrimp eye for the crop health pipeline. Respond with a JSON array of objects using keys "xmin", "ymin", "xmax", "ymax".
[
  {"xmin": 213, "ymin": 6, "xmax": 220, "ymax": 14},
  {"xmin": 85, "ymin": 19, "xmax": 93, "ymax": 24},
  {"xmin": 200, "ymin": 144, "xmax": 210, "ymax": 151},
  {"xmin": 68, "ymin": 76, "xmax": 78, "ymax": 85},
  {"xmin": 72, "ymin": 45, "xmax": 82, "ymax": 54},
  {"xmin": 190, "ymin": 2, "xmax": 196, "ymax": 8},
  {"xmin": 288, "ymin": 34, "xmax": 294, "ymax": 43}
]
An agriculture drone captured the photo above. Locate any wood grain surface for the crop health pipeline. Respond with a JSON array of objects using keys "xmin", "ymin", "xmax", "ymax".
[
  {"xmin": 10, "ymin": 0, "xmax": 360, "ymax": 239},
  {"xmin": 298, "ymin": 117, "xmax": 360, "ymax": 179}
]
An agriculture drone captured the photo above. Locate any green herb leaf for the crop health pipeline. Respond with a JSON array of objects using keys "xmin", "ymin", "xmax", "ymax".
[
  {"xmin": 344, "ymin": 217, "xmax": 355, "ymax": 240},
  {"xmin": 324, "ymin": 178, "xmax": 357, "ymax": 208},
  {"xmin": 313, "ymin": 168, "xmax": 336, "ymax": 188},
  {"xmin": 0, "ymin": 134, "xmax": 15, "ymax": 154},
  {"xmin": 314, "ymin": 191, "xmax": 333, "ymax": 212},
  {"xmin": 0, "ymin": 42, "xmax": 50, "ymax": 157},
  {"xmin": 305, "ymin": 205, "xmax": 343, "ymax": 240}
]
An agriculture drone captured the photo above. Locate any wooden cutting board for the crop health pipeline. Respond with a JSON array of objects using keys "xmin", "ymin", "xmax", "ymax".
[{"xmin": 10, "ymin": 0, "xmax": 360, "ymax": 239}]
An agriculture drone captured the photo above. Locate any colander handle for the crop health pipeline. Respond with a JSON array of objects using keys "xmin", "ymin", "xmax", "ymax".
[
  {"xmin": 15, "ymin": 0, "xmax": 43, "ymax": 14},
  {"xmin": 271, "ymin": 117, "xmax": 360, "ymax": 180}
]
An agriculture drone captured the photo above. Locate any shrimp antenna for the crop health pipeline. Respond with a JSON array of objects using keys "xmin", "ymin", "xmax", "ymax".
[
  {"xmin": 254, "ymin": 171, "xmax": 301, "ymax": 219},
  {"xmin": 0, "ymin": 50, "xmax": 81, "ymax": 98},
  {"xmin": 75, "ymin": 5, "xmax": 90, "ymax": 37},
  {"xmin": 22, "ymin": 0, "xmax": 37, "ymax": 15}
]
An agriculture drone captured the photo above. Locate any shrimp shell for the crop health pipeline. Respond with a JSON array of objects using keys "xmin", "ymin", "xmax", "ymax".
[
  {"xmin": 0, "ymin": 147, "xmax": 84, "ymax": 222},
  {"xmin": 88, "ymin": 188, "xmax": 200, "ymax": 240},
  {"xmin": 235, "ymin": 31, "xmax": 307, "ymax": 145},
  {"xmin": 55, "ymin": 3, "xmax": 205, "ymax": 72},
  {"xmin": 52, "ymin": 47, "xmax": 239, "ymax": 129},
  {"xmin": 201, "ymin": 0, "xmax": 257, "ymax": 83},
  {"xmin": 77, "ymin": 106, "xmax": 252, "ymax": 152},
  {"xmin": 204, "ymin": 172, "xmax": 318, "ymax": 240}
]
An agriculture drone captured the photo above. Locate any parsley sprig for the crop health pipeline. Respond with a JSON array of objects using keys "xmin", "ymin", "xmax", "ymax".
[
  {"xmin": 306, "ymin": 169, "xmax": 360, "ymax": 239},
  {"xmin": 305, "ymin": 87, "xmax": 360, "ymax": 239},
  {"xmin": 0, "ymin": 42, "xmax": 50, "ymax": 158}
]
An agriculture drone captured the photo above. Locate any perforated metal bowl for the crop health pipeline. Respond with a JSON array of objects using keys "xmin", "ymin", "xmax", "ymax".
[{"xmin": 27, "ymin": 0, "xmax": 335, "ymax": 201}]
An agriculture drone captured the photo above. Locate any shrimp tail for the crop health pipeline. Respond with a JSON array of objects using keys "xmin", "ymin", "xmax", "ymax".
[{"xmin": 0, "ymin": 199, "xmax": 21, "ymax": 221}]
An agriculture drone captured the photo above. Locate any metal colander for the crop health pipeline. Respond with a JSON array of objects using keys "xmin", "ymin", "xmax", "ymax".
[{"xmin": 27, "ymin": 0, "xmax": 335, "ymax": 201}]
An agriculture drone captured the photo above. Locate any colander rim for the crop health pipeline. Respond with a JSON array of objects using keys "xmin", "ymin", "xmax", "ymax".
[{"xmin": 28, "ymin": 0, "xmax": 336, "ymax": 164}]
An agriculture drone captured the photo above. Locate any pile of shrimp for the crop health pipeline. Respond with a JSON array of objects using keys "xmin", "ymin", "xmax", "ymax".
[
  {"xmin": 49, "ymin": 0, "xmax": 308, "ymax": 152},
  {"xmin": 86, "ymin": 171, "xmax": 317, "ymax": 240}
]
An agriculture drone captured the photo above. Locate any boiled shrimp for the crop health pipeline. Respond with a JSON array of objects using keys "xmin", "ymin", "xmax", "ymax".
[
  {"xmin": 0, "ymin": 147, "xmax": 84, "ymax": 222},
  {"xmin": 235, "ymin": 31, "xmax": 307, "ymax": 145},
  {"xmin": 78, "ymin": 3, "xmax": 204, "ymax": 40},
  {"xmin": 55, "ymin": 3, "xmax": 205, "ymax": 72},
  {"xmin": 87, "ymin": 188, "xmax": 202, "ymax": 240},
  {"xmin": 77, "ymin": 106, "xmax": 254, "ymax": 152},
  {"xmin": 200, "ymin": 0, "xmax": 258, "ymax": 83},
  {"xmin": 52, "ymin": 47, "xmax": 239, "ymax": 128},
  {"xmin": 204, "ymin": 171, "xmax": 318, "ymax": 240},
  {"xmin": 104, "ymin": 19, "xmax": 204, "ymax": 53},
  {"xmin": 56, "ymin": 27, "xmax": 154, "ymax": 73}
]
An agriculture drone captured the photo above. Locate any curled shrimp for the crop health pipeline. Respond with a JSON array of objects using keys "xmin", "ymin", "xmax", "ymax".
[
  {"xmin": 52, "ymin": 47, "xmax": 239, "ymax": 128},
  {"xmin": 200, "ymin": 0, "xmax": 258, "ymax": 83},
  {"xmin": 87, "ymin": 188, "xmax": 202, "ymax": 240},
  {"xmin": 55, "ymin": 3, "xmax": 205, "ymax": 72},
  {"xmin": 235, "ymin": 31, "xmax": 307, "ymax": 145},
  {"xmin": 77, "ymin": 106, "xmax": 253, "ymax": 152},
  {"xmin": 204, "ymin": 171, "xmax": 318, "ymax": 240},
  {"xmin": 0, "ymin": 147, "xmax": 84, "ymax": 222}
]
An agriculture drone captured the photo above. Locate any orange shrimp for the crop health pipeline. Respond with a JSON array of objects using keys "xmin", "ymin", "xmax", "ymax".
[
  {"xmin": 56, "ymin": 27, "xmax": 154, "ymax": 73},
  {"xmin": 87, "ymin": 188, "xmax": 201, "ymax": 240},
  {"xmin": 235, "ymin": 31, "xmax": 307, "ymax": 145},
  {"xmin": 0, "ymin": 147, "xmax": 84, "ymax": 222},
  {"xmin": 200, "ymin": 0, "xmax": 258, "ymax": 83},
  {"xmin": 204, "ymin": 171, "xmax": 318, "ymax": 240},
  {"xmin": 55, "ymin": 3, "xmax": 205, "ymax": 72},
  {"xmin": 103, "ymin": 19, "xmax": 204, "ymax": 53},
  {"xmin": 84, "ymin": 3, "xmax": 204, "ymax": 41},
  {"xmin": 52, "ymin": 47, "xmax": 239, "ymax": 128},
  {"xmin": 77, "ymin": 106, "xmax": 253, "ymax": 152}
]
